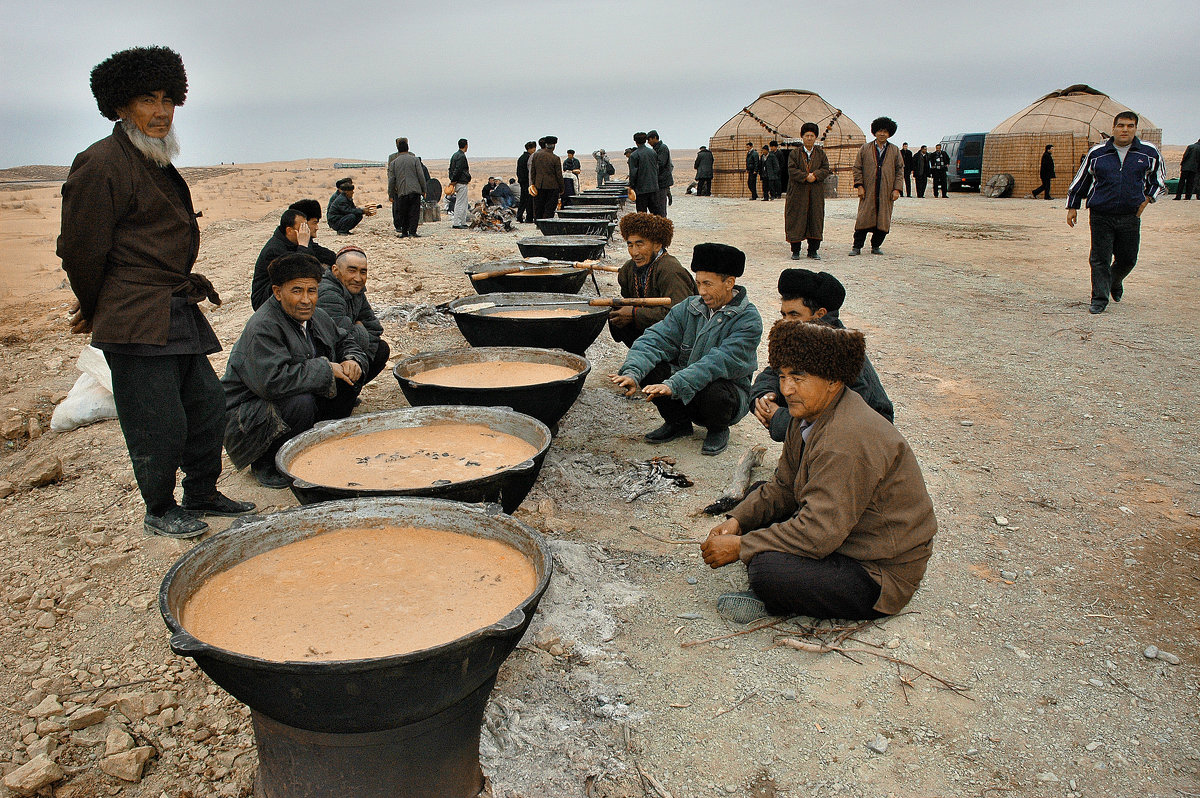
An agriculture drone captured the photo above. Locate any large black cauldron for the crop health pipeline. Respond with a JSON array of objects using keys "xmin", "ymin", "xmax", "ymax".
[
  {"xmin": 160, "ymin": 497, "xmax": 551, "ymax": 798},
  {"xmin": 534, "ymin": 218, "xmax": 613, "ymax": 239},
  {"xmin": 448, "ymin": 292, "xmax": 610, "ymax": 355},
  {"xmin": 516, "ymin": 235, "xmax": 606, "ymax": 261},
  {"xmin": 563, "ymin": 193, "xmax": 626, "ymax": 208},
  {"xmin": 394, "ymin": 346, "xmax": 589, "ymax": 430},
  {"xmin": 557, "ymin": 206, "xmax": 620, "ymax": 221},
  {"xmin": 464, "ymin": 259, "xmax": 590, "ymax": 295},
  {"xmin": 275, "ymin": 406, "xmax": 551, "ymax": 513}
]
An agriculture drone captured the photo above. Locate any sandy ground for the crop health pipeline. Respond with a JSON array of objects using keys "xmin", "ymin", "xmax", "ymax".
[{"xmin": 0, "ymin": 153, "xmax": 1198, "ymax": 798}]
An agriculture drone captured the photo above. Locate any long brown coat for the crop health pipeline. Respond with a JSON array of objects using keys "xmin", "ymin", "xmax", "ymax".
[
  {"xmin": 729, "ymin": 388, "xmax": 937, "ymax": 615},
  {"xmin": 610, "ymin": 252, "xmax": 697, "ymax": 347},
  {"xmin": 784, "ymin": 146, "xmax": 831, "ymax": 242},
  {"xmin": 852, "ymin": 141, "xmax": 905, "ymax": 232}
]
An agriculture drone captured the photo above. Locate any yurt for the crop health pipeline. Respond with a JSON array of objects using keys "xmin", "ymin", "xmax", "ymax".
[
  {"xmin": 982, "ymin": 85, "xmax": 1162, "ymax": 198},
  {"xmin": 708, "ymin": 90, "xmax": 866, "ymax": 198}
]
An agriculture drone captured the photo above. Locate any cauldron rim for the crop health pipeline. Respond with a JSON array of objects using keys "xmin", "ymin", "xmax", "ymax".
[
  {"xmin": 447, "ymin": 291, "xmax": 610, "ymax": 318},
  {"xmin": 159, "ymin": 497, "xmax": 552, "ymax": 672},
  {"xmin": 274, "ymin": 405, "xmax": 552, "ymax": 496},
  {"xmin": 394, "ymin": 346, "xmax": 590, "ymax": 390},
  {"xmin": 463, "ymin": 258, "xmax": 586, "ymax": 277}
]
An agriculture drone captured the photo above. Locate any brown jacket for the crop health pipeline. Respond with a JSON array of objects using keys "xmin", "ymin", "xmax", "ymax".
[
  {"xmin": 529, "ymin": 148, "xmax": 565, "ymax": 192},
  {"xmin": 852, "ymin": 141, "xmax": 905, "ymax": 232},
  {"xmin": 784, "ymin": 146, "xmax": 831, "ymax": 242},
  {"xmin": 729, "ymin": 388, "xmax": 936, "ymax": 614},
  {"xmin": 58, "ymin": 124, "xmax": 209, "ymax": 346},
  {"xmin": 610, "ymin": 252, "xmax": 697, "ymax": 347}
]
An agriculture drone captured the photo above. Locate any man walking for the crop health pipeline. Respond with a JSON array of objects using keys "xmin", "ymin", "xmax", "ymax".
[
  {"xmin": 647, "ymin": 130, "xmax": 673, "ymax": 216},
  {"xmin": 930, "ymin": 143, "xmax": 950, "ymax": 198},
  {"xmin": 1175, "ymin": 137, "xmax": 1199, "ymax": 200},
  {"xmin": 58, "ymin": 46, "xmax": 254, "ymax": 538},
  {"xmin": 901, "ymin": 142, "xmax": 914, "ymax": 197},
  {"xmin": 745, "ymin": 142, "xmax": 760, "ymax": 200},
  {"xmin": 530, "ymin": 135, "xmax": 565, "ymax": 219},
  {"xmin": 449, "ymin": 138, "xmax": 472, "ymax": 229},
  {"xmin": 694, "ymin": 145, "xmax": 714, "ymax": 196},
  {"xmin": 1032, "ymin": 145, "xmax": 1056, "ymax": 200},
  {"xmin": 1067, "ymin": 111, "xmax": 1166, "ymax": 313},
  {"xmin": 387, "ymin": 137, "xmax": 427, "ymax": 237}
]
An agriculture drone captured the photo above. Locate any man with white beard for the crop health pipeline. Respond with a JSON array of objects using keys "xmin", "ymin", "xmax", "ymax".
[{"xmin": 58, "ymin": 46, "xmax": 255, "ymax": 539}]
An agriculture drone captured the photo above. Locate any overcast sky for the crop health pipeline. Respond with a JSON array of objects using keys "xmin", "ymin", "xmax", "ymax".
[{"xmin": 2, "ymin": 0, "xmax": 1197, "ymax": 168}]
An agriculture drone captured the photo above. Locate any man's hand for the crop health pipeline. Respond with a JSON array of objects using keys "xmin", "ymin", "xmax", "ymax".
[
  {"xmin": 609, "ymin": 305, "xmax": 634, "ymax": 328},
  {"xmin": 295, "ymin": 220, "xmax": 312, "ymax": 247},
  {"xmin": 363, "ymin": 206, "xmax": 376, "ymax": 217},
  {"xmin": 67, "ymin": 300, "xmax": 92, "ymax": 335},
  {"xmin": 1066, "ymin": 208, "xmax": 1077, "ymax": 228},
  {"xmin": 753, "ymin": 394, "xmax": 781, "ymax": 427},
  {"xmin": 331, "ymin": 361, "xmax": 361, "ymax": 385},
  {"xmin": 642, "ymin": 383, "xmax": 672, "ymax": 399},
  {"xmin": 856, "ymin": 186, "xmax": 865, "ymax": 199},
  {"xmin": 701, "ymin": 517, "xmax": 742, "ymax": 568},
  {"xmin": 609, "ymin": 374, "xmax": 639, "ymax": 396},
  {"xmin": 892, "ymin": 189, "xmax": 902, "ymax": 201}
]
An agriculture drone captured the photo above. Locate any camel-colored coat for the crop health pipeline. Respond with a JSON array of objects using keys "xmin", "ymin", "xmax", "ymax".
[
  {"xmin": 852, "ymin": 141, "xmax": 905, "ymax": 232},
  {"xmin": 784, "ymin": 146, "xmax": 831, "ymax": 242}
]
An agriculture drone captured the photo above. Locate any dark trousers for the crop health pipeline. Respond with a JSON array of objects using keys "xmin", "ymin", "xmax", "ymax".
[
  {"xmin": 903, "ymin": 169, "xmax": 912, "ymax": 197},
  {"xmin": 1032, "ymin": 178, "xmax": 1053, "ymax": 199},
  {"xmin": 393, "ymin": 193, "xmax": 421, "ymax": 235},
  {"xmin": 932, "ymin": 170, "xmax": 948, "ymax": 197},
  {"xmin": 853, "ymin": 228, "xmax": 887, "ymax": 249},
  {"xmin": 915, "ymin": 175, "xmax": 928, "ymax": 197},
  {"xmin": 647, "ymin": 188, "xmax": 669, "ymax": 217},
  {"xmin": 260, "ymin": 380, "xmax": 360, "ymax": 468},
  {"xmin": 329, "ymin": 213, "xmax": 363, "ymax": 234},
  {"xmin": 533, "ymin": 188, "xmax": 560, "ymax": 220},
  {"xmin": 1088, "ymin": 212, "xmax": 1140, "ymax": 305},
  {"xmin": 790, "ymin": 240, "xmax": 820, "ymax": 255},
  {"xmin": 747, "ymin": 173, "xmax": 758, "ymax": 200},
  {"xmin": 105, "ymin": 352, "xmax": 224, "ymax": 516},
  {"xmin": 516, "ymin": 186, "xmax": 533, "ymax": 221},
  {"xmin": 748, "ymin": 551, "xmax": 885, "ymax": 620},
  {"xmin": 645, "ymin": 364, "xmax": 739, "ymax": 431},
  {"xmin": 1176, "ymin": 172, "xmax": 1195, "ymax": 200},
  {"xmin": 697, "ymin": 178, "xmax": 712, "ymax": 196},
  {"xmin": 636, "ymin": 189, "xmax": 663, "ymax": 215},
  {"xmin": 363, "ymin": 340, "xmax": 391, "ymax": 386}
]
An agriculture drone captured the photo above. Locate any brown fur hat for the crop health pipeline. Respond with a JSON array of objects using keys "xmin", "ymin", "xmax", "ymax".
[
  {"xmin": 618, "ymin": 212, "xmax": 673, "ymax": 248},
  {"xmin": 90, "ymin": 46, "xmax": 187, "ymax": 121},
  {"xmin": 768, "ymin": 320, "xmax": 865, "ymax": 385}
]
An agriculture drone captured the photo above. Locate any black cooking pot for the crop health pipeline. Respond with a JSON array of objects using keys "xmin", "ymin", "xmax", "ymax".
[
  {"xmin": 557, "ymin": 206, "xmax": 619, "ymax": 221},
  {"xmin": 448, "ymin": 292, "xmax": 610, "ymax": 355},
  {"xmin": 160, "ymin": 497, "xmax": 551, "ymax": 797},
  {"xmin": 393, "ymin": 347, "xmax": 589, "ymax": 430},
  {"xmin": 516, "ymin": 235, "xmax": 606, "ymax": 261},
  {"xmin": 275, "ymin": 406, "xmax": 551, "ymax": 513},
  {"xmin": 534, "ymin": 218, "xmax": 613, "ymax": 239},
  {"xmin": 464, "ymin": 259, "xmax": 590, "ymax": 295},
  {"xmin": 562, "ymin": 193, "xmax": 625, "ymax": 208}
]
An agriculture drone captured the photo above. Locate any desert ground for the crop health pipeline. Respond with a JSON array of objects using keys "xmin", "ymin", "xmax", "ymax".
[{"xmin": 0, "ymin": 149, "xmax": 1197, "ymax": 798}]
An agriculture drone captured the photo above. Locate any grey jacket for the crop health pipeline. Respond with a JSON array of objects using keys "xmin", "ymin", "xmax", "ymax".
[
  {"xmin": 316, "ymin": 269, "xmax": 384, "ymax": 358},
  {"xmin": 652, "ymin": 140, "xmax": 674, "ymax": 188},
  {"xmin": 387, "ymin": 151, "xmax": 428, "ymax": 199},
  {"xmin": 629, "ymin": 145, "xmax": 661, "ymax": 195}
]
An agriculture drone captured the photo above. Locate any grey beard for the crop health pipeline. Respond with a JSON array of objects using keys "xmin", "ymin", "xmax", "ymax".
[{"xmin": 120, "ymin": 120, "xmax": 180, "ymax": 166}]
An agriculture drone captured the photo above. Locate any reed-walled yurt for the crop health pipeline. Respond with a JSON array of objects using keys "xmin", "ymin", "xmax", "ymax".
[
  {"xmin": 708, "ymin": 90, "xmax": 865, "ymax": 198},
  {"xmin": 982, "ymin": 85, "xmax": 1162, "ymax": 198}
]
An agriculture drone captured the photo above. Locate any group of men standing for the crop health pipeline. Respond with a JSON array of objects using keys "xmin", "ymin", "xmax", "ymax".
[
  {"xmin": 626, "ymin": 130, "xmax": 673, "ymax": 216},
  {"xmin": 745, "ymin": 140, "xmax": 784, "ymax": 201},
  {"xmin": 513, "ymin": 137, "xmax": 577, "ymax": 222},
  {"xmin": 898, "ymin": 142, "xmax": 949, "ymax": 198}
]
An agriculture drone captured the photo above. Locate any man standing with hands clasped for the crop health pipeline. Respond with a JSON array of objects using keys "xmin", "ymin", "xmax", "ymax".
[{"xmin": 1066, "ymin": 111, "xmax": 1166, "ymax": 314}]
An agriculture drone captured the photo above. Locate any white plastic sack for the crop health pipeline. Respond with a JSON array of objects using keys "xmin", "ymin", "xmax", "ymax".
[{"xmin": 50, "ymin": 346, "xmax": 119, "ymax": 432}]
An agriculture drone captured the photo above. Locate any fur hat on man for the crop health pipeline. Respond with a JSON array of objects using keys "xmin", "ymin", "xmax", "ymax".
[
  {"xmin": 335, "ymin": 178, "xmax": 354, "ymax": 191},
  {"xmin": 768, "ymin": 320, "xmax": 865, "ymax": 386},
  {"xmin": 268, "ymin": 253, "xmax": 324, "ymax": 286},
  {"xmin": 777, "ymin": 269, "xmax": 845, "ymax": 312},
  {"xmin": 90, "ymin": 46, "xmax": 187, "ymax": 121},
  {"xmin": 288, "ymin": 199, "xmax": 322, "ymax": 221},
  {"xmin": 618, "ymin": 212, "xmax": 673, "ymax": 248},
  {"xmin": 690, "ymin": 243, "xmax": 745, "ymax": 278}
]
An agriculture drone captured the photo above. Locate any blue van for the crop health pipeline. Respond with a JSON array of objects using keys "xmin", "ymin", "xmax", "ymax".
[{"xmin": 938, "ymin": 133, "xmax": 987, "ymax": 190}]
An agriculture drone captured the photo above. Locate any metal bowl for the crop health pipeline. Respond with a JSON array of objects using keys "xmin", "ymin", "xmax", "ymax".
[
  {"xmin": 534, "ymin": 218, "xmax": 613, "ymax": 239},
  {"xmin": 557, "ymin": 206, "xmax": 620, "ymax": 221},
  {"xmin": 394, "ymin": 346, "xmax": 590, "ymax": 430},
  {"xmin": 447, "ymin": 292, "xmax": 610, "ymax": 355},
  {"xmin": 563, "ymin": 193, "xmax": 626, "ymax": 208},
  {"xmin": 275, "ymin": 406, "xmax": 551, "ymax": 513},
  {"xmin": 465, "ymin": 259, "xmax": 590, "ymax": 295},
  {"xmin": 516, "ymin": 235, "xmax": 606, "ymax": 261}
]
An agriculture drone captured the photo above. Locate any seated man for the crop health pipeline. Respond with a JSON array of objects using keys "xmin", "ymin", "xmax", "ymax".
[
  {"xmin": 222, "ymin": 253, "xmax": 368, "ymax": 488},
  {"xmin": 326, "ymin": 178, "xmax": 376, "ymax": 235},
  {"xmin": 317, "ymin": 245, "xmax": 390, "ymax": 389},
  {"xmin": 490, "ymin": 178, "xmax": 516, "ymax": 209},
  {"xmin": 610, "ymin": 243, "xmax": 762, "ymax": 456},
  {"xmin": 251, "ymin": 206, "xmax": 336, "ymax": 310},
  {"xmin": 702, "ymin": 321, "xmax": 936, "ymax": 622},
  {"xmin": 609, "ymin": 212, "xmax": 696, "ymax": 348},
  {"xmin": 752, "ymin": 269, "xmax": 893, "ymax": 441}
]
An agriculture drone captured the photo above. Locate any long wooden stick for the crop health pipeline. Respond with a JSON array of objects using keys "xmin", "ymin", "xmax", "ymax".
[{"xmin": 776, "ymin": 638, "xmax": 974, "ymax": 699}]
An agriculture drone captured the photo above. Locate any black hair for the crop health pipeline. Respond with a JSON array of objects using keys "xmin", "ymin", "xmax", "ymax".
[
  {"xmin": 1114, "ymin": 110, "xmax": 1138, "ymax": 125},
  {"xmin": 525, "ymin": 141, "xmax": 536, "ymax": 150},
  {"xmin": 647, "ymin": 130, "xmax": 659, "ymax": 139},
  {"xmin": 458, "ymin": 138, "xmax": 468, "ymax": 148},
  {"xmin": 280, "ymin": 208, "xmax": 306, "ymax": 229},
  {"xmin": 396, "ymin": 137, "xmax": 409, "ymax": 152},
  {"xmin": 870, "ymin": 116, "xmax": 898, "ymax": 136},
  {"xmin": 633, "ymin": 132, "xmax": 647, "ymax": 145}
]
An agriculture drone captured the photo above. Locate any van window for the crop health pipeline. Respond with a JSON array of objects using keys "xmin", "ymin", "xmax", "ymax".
[{"xmin": 962, "ymin": 142, "xmax": 982, "ymax": 157}]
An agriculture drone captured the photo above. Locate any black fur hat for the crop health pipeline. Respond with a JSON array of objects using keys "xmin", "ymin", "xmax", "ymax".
[
  {"xmin": 268, "ymin": 253, "xmax": 324, "ymax": 286},
  {"xmin": 90, "ymin": 46, "xmax": 187, "ymax": 121},
  {"xmin": 777, "ymin": 268, "xmax": 845, "ymax": 312},
  {"xmin": 691, "ymin": 243, "xmax": 745, "ymax": 278}
]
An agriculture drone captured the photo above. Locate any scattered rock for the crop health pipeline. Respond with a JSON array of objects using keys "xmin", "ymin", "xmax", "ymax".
[
  {"xmin": 1088, "ymin": 678, "xmax": 1105, "ymax": 688},
  {"xmin": 1035, "ymin": 771, "xmax": 1060, "ymax": 783},
  {"xmin": 1000, "ymin": 570, "xmax": 1018, "ymax": 581},
  {"xmin": 1143, "ymin": 645, "xmax": 1159, "ymax": 659},
  {"xmin": 0, "ymin": 480, "xmax": 14, "ymax": 499},
  {"xmin": 99, "ymin": 745, "xmax": 156, "ymax": 782},
  {"xmin": 866, "ymin": 734, "xmax": 889, "ymax": 754},
  {"xmin": 104, "ymin": 727, "xmax": 135, "ymax": 757},
  {"xmin": 781, "ymin": 689, "xmax": 798, "ymax": 701},
  {"xmin": 686, "ymin": 576, "xmax": 698, "ymax": 585},
  {"xmin": 16, "ymin": 454, "xmax": 63, "ymax": 488},
  {"xmin": 66, "ymin": 705, "xmax": 107, "ymax": 730},
  {"xmin": 994, "ymin": 515, "xmax": 1009, "ymax": 526},
  {"xmin": 27, "ymin": 417, "xmax": 42, "ymax": 440},
  {"xmin": 1156, "ymin": 650, "xmax": 1181, "ymax": 665},
  {"xmin": 959, "ymin": 420, "xmax": 974, "ymax": 427},
  {"xmin": 27, "ymin": 735, "xmax": 57, "ymax": 760},
  {"xmin": 3, "ymin": 754, "xmax": 65, "ymax": 795},
  {"xmin": 1, "ymin": 415, "xmax": 24, "ymax": 440},
  {"xmin": 29, "ymin": 694, "xmax": 63, "ymax": 718}
]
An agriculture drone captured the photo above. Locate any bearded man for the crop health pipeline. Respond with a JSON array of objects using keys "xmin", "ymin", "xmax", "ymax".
[{"xmin": 58, "ymin": 46, "xmax": 254, "ymax": 539}]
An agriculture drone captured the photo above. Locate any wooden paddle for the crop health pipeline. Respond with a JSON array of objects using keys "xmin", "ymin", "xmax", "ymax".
[
  {"xmin": 470, "ymin": 259, "xmax": 619, "ymax": 281},
  {"xmin": 456, "ymin": 297, "xmax": 671, "ymax": 313}
]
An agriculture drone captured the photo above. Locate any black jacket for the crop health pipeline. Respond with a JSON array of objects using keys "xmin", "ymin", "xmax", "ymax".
[
  {"xmin": 562, "ymin": 157, "xmax": 581, "ymax": 172},
  {"xmin": 694, "ymin": 149, "xmax": 714, "ymax": 179},
  {"xmin": 746, "ymin": 149, "xmax": 760, "ymax": 172},
  {"xmin": 251, "ymin": 226, "xmax": 336, "ymax": 310},
  {"xmin": 449, "ymin": 149, "xmax": 471, "ymax": 184},
  {"xmin": 1040, "ymin": 151, "xmax": 1056, "ymax": 180},
  {"xmin": 516, "ymin": 151, "xmax": 531, "ymax": 187}
]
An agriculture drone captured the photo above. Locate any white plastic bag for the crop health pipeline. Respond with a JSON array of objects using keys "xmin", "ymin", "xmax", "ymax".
[{"xmin": 50, "ymin": 346, "xmax": 119, "ymax": 432}]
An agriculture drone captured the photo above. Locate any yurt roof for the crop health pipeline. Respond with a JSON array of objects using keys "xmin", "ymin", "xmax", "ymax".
[
  {"xmin": 990, "ymin": 84, "xmax": 1158, "ymax": 139},
  {"xmin": 712, "ymin": 89, "xmax": 864, "ymax": 141}
]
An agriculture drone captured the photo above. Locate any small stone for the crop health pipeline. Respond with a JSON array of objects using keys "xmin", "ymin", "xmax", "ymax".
[
  {"xmin": 1, "ymin": 415, "xmax": 24, "ymax": 440},
  {"xmin": 34, "ymin": 611, "xmax": 55, "ymax": 628},
  {"xmin": 960, "ymin": 420, "xmax": 974, "ymax": 427},
  {"xmin": 1143, "ymin": 645, "xmax": 1159, "ymax": 659},
  {"xmin": 27, "ymin": 418, "xmax": 42, "ymax": 440},
  {"xmin": 676, "ymin": 613, "xmax": 704, "ymax": 620},
  {"xmin": 548, "ymin": 643, "xmax": 565, "ymax": 657},
  {"xmin": 1085, "ymin": 741, "xmax": 1102, "ymax": 752},
  {"xmin": 104, "ymin": 727, "xmax": 135, "ymax": 756},
  {"xmin": 781, "ymin": 689, "xmax": 798, "ymax": 701},
  {"xmin": 66, "ymin": 706, "xmax": 107, "ymax": 730},
  {"xmin": 1088, "ymin": 678, "xmax": 1105, "ymax": 688},
  {"xmin": 686, "ymin": 576, "xmax": 698, "ymax": 585},
  {"xmin": 116, "ymin": 694, "xmax": 147, "ymax": 723},
  {"xmin": 886, "ymin": 637, "xmax": 901, "ymax": 649},
  {"xmin": 26, "ymin": 736, "xmax": 57, "ymax": 760},
  {"xmin": 89, "ymin": 552, "xmax": 133, "ymax": 573},
  {"xmin": 36, "ymin": 720, "xmax": 65, "ymax": 735},
  {"xmin": 1156, "ymin": 650, "xmax": 1181, "ymax": 665},
  {"xmin": 1000, "ymin": 570, "xmax": 1018, "ymax": 581},
  {"xmin": 994, "ymin": 516, "xmax": 1009, "ymax": 526},
  {"xmin": 3, "ymin": 754, "xmax": 65, "ymax": 795},
  {"xmin": 1022, "ymin": 568, "xmax": 1033, "ymax": 577},
  {"xmin": 29, "ymin": 694, "xmax": 63, "ymax": 718},
  {"xmin": 1035, "ymin": 771, "xmax": 1060, "ymax": 783},
  {"xmin": 1069, "ymin": 780, "xmax": 1078, "ymax": 791},
  {"xmin": 0, "ymin": 480, "xmax": 14, "ymax": 499},
  {"xmin": 16, "ymin": 455, "xmax": 63, "ymax": 488},
  {"xmin": 99, "ymin": 745, "xmax": 156, "ymax": 782},
  {"xmin": 866, "ymin": 734, "xmax": 889, "ymax": 754}
]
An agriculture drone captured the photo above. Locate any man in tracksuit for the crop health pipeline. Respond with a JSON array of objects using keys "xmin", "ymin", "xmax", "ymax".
[{"xmin": 1066, "ymin": 111, "xmax": 1166, "ymax": 314}]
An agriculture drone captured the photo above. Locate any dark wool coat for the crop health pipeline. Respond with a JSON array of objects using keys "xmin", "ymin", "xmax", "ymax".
[
  {"xmin": 912, "ymin": 150, "xmax": 930, "ymax": 178},
  {"xmin": 250, "ymin": 226, "xmax": 336, "ymax": 310},
  {"xmin": 316, "ymin": 269, "xmax": 384, "ymax": 358},
  {"xmin": 58, "ymin": 123, "xmax": 210, "ymax": 346},
  {"xmin": 652, "ymin": 141, "xmax": 674, "ymax": 188},
  {"xmin": 694, "ymin": 149, "xmax": 714, "ymax": 179},
  {"xmin": 852, "ymin": 142, "xmax": 904, "ymax": 232},
  {"xmin": 628, "ymin": 145, "xmax": 661, "ymax": 195},
  {"xmin": 327, "ymin": 191, "xmax": 363, "ymax": 230},
  {"xmin": 761, "ymin": 151, "xmax": 782, "ymax": 182},
  {"xmin": 516, "ymin": 150, "xmax": 532, "ymax": 187},
  {"xmin": 746, "ymin": 148, "xmax": 760, "ymax": 173},
  {"xmin": 1040, "ymin": 151, "xmax": 1056, "ymax": 180},
  {"xmin": 610, "ymin": 252, "xmax": 697, "ymax": 347},
  {"xmin": 221, "ymin": 298, "xmax": 367, "ymax": 469},
  {"xmin": 530, "ymin": 148, "xmax": 565, "ymax": 192},
  {"xmin": 730, "ymin": 388, "xmax": 936, "ymax": 615},
  {"xmin": 784, "ymin": 146, "xmax": 832, "ymax": 242},
  {"xmin": 1182, "ymin": 142, "xmax": 1200, "ymax": 173}
]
